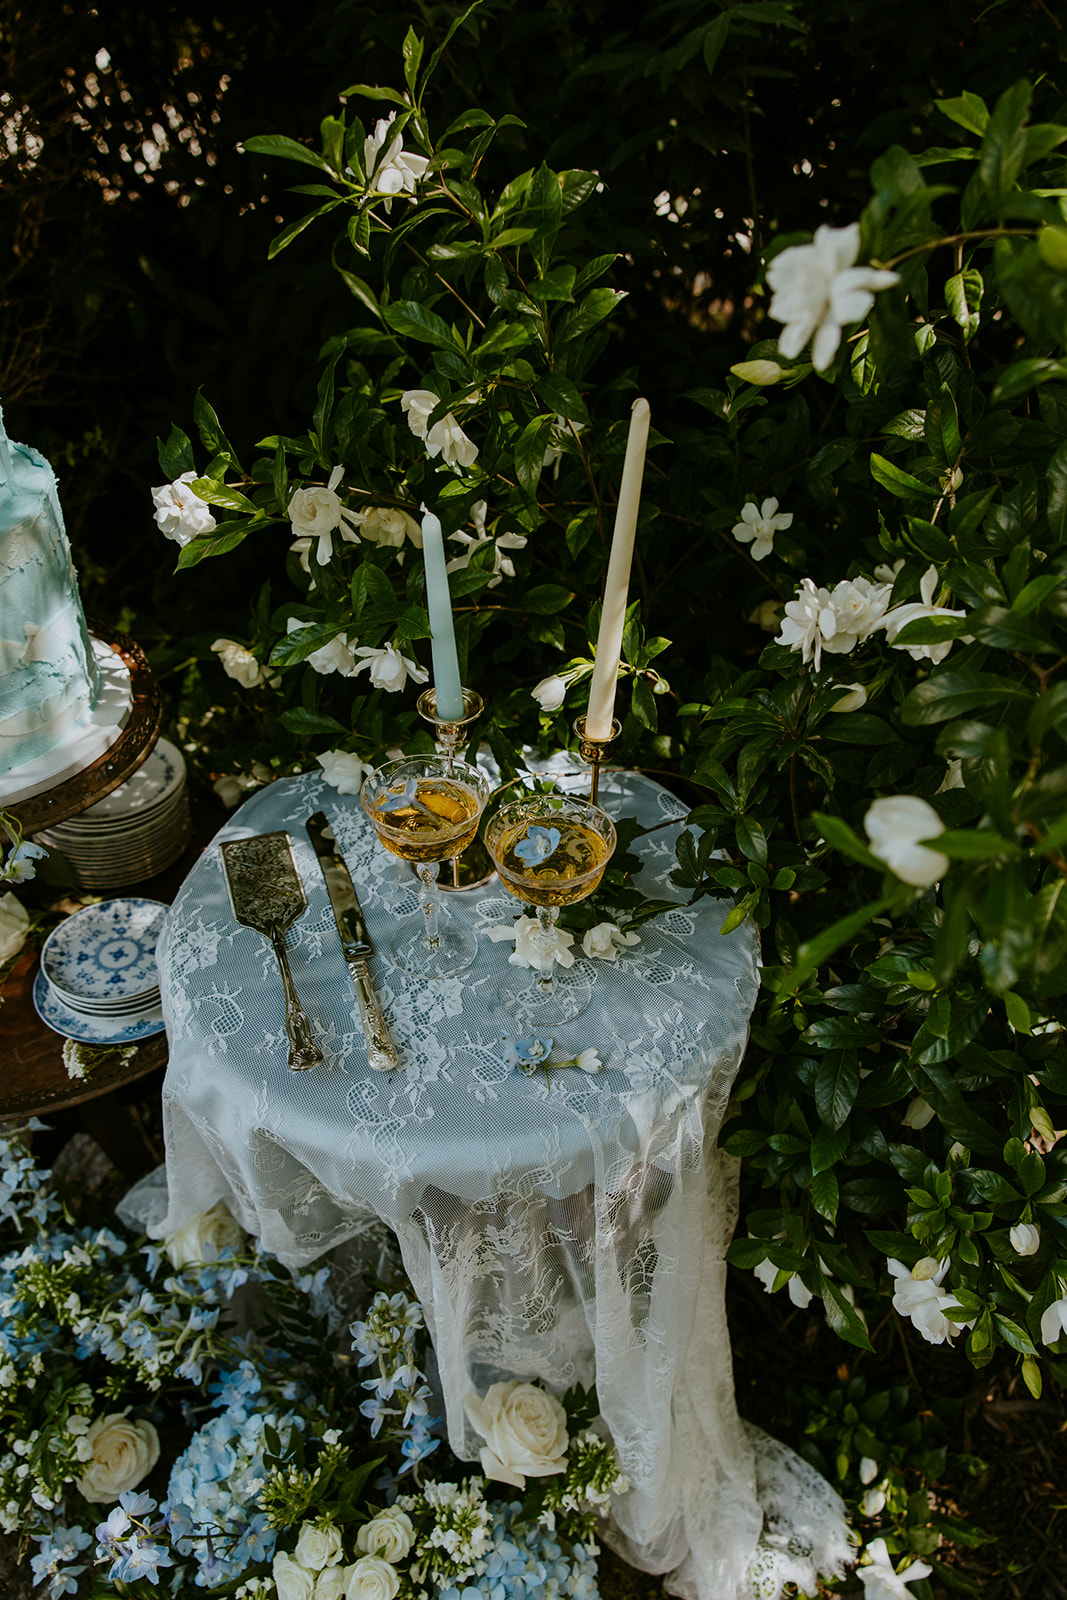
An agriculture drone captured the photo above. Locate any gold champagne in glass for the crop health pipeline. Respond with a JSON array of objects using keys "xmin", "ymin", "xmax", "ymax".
[
  {"xmin": 362, "ymin": 757, "xmax": 489, "ymax": 978},
  {"xmin": 486, "ymin": 793, "xmax": 616, "ymax": 1026}
]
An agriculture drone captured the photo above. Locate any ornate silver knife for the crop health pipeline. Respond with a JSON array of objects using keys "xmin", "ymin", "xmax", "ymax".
[{"xmin": 305, "ymin": 811, "xmax": 400, "ymax": 1073}]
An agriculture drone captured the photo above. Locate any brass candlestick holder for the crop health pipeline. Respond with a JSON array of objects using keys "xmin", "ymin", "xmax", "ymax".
[
  {"xmin": 573, "ymin": 715, "xmax": 622, "ymax": 806},
  {"xmin": 417, "ymin": 687, "xmax": 491, "ymax": 889}
]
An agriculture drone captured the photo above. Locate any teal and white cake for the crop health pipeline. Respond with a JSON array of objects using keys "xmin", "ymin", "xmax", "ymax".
[{"xmin": 0, "ymin": 410, "xmax": 130, "ymax": 805}]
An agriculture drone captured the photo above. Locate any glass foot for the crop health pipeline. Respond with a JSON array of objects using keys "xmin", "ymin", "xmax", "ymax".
[
  {"xmin": 389, "ymin": 919, "xmax": 478, "ymax": 979},
  {"xmin": 498, "ymin": 964, "xmax": 593, "ymax": 1027}
]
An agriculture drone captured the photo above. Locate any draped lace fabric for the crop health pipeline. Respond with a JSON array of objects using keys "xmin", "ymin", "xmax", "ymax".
[{"xmin": 155, "ymin": 769, "xmax": 849, "ymax": 1597}]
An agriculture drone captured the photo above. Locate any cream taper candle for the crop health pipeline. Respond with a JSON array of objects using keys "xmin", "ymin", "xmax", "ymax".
[
  {"xmin": 419, "ymin": 507, "xmax": 465, "ymax": 721},
  {"xmin": 585, "ymin": 398, "xmax": 651, "ymax": 739}
]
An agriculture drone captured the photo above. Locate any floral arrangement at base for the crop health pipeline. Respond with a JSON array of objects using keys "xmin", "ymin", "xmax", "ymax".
[{"xmin": 0, "ymin": 1123, "xmax": 628, "ymax": 1600}]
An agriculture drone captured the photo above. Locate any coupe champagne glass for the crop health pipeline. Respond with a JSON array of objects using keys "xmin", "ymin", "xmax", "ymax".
[
  {"xmin": 485, "ymin": 792, "xmax": 616, "ymax": 1027},
  {"xmin": 361, "ymin": 756, "xmax": 490, "ymax": 978}
]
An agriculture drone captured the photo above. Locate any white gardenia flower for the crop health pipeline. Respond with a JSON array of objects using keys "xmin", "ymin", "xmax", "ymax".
[
  {"xmin": 76, "ymin": 1413, "xmax": 160, "ymax": 1503},
  {"xmin": 767, "ymin": 221, "xmax": 900, "ymax": 371},
  {"xmin": 486, "ymin": 915, "xmax": 576, "ymax": 974},
  {"xmin": 0, "ymin": 894, "xmax": 30, "ymax": 963},
  {"xmin": 1040, "ymin": 1295, "xmax": 1067, "ymax": 1345},
  {"xmin": 777, "ymin": 574, "xmax": 889, "ymax": 670},
  {"xmin": 1010, "ymin": 1222, "xmax": 1041, "ymax": 1257},
  {"xmin": 463, "ymin": 1381, "xmax": 569, "ymax": 1490},
  {"xmin": 856, "ymin": 1536, "xmax": 932, "ymax": 1600},
  {"xmin": 359, "ymin": 506, "xmax": 423, "ymax": 550},
  {"xmin": 448, "ymin": 505, "xmax": 527, "ymax": 587},
  {"xmin": 211, "ymin": 638, "xmax": 271, "ymax": 689},
  {"xmin": 901, "ymin": 1095, "xmax": 936, "ymax": 1130},
  {"xmin": 273, "ymin": 1553, "xmax": 316, "ymax": 1600},
  {"xmin": 828, "ymin": 682, "xmax": 868, "ymax": 713},
  {"xmin": 582, "ymin": 921, "xmax": 640, "ymax": 961},
  {"xmin": 401, "ymin": 389, "xmax": 479, "ymax": 468},
  {"xmin": 753, "ymin": 1257, "xmax": 814, "ymax": 1309},
  {"xmin": 356, "ymin": 1507, "xmax": 415, "ymax": 1564},
  {"xmin": 865, "ymin": 795, "xmax": 949, "ymax": 887},
  {"xmin": 887, "ymin": 1257, "xmax": 972, "ymax": 1345},
  {"xmin": 163, "ymin": 1200, "xmax": 244, "ymax": 1268},
  {"xmin": 294, "ymin": 1522, "xmax": 345, "ymax": 1571},
  {"xmin": 938, "ymin": 758, "xmax": 966, "ymax": 793},
  {"xmin": 363, "ymin": 112, "xmax": 429, "ymax": 210},
  {"xmin": 748, "ymin": 599, "xmax": 784, "ymax": 632},
  {"xmin": 531, "ymin": 674, "xmax": 569, "ymax": 713},
  {"xmin": 316, "ymin": 750, "xmax": 368, "ymax": 795},
  {"xmin": 151, "ymin": 470, "xmax": 217, "ymax": 547},
  {"xmin": 350, "ymin": 644, "xmax": 428, "ymax": 693},
  {"xmin": 286, "ymin": 619, "xmax": 361, "ymax": 678},
  {"xmin": 341, "ymin": 1555, "xmax": 400, "ymax": 1600},
  {"xmin": 861, "ymin": 1487, "xmax": 887, "ymax": 1518},
  {"xmin": 732, "ymin": 497, "xmax": 793, "ymax": 562},
  {"xmin": 878, "ymin": 565, "xmax": 969, "ymax": 664},
  {"xmin": 859, "ymin": 1456, "xmax": 879, "ymax": 1485},
  {"xmin": 288, "ymin": 466, "xmax": 364, "ymax": 567}
]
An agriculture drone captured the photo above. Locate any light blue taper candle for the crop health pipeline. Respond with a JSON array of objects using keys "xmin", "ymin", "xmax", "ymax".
[{"xmin": 419, "ymin": 507, "xmax": 465, "ymax": 721}]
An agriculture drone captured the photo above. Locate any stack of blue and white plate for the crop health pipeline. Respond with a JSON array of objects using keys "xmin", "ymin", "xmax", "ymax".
[{"xmin": 33, "ymin": 898, "xmax": 167, "ymax": 1044}]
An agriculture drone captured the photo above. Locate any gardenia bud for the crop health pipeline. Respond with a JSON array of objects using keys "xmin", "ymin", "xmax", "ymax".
[{"xmin": 1010, "ymin": 1222, "xmax": 1040, "ymax": 1257}]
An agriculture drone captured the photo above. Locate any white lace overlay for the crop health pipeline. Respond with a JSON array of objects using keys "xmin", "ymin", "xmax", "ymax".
[{"xmin": 155, "ymin": 769, "xmax": 849, "ymax": 1597}]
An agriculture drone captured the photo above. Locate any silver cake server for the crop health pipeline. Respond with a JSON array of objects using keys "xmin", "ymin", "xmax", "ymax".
[
  {"xmin": 220, "ymin": 831, "xmax": 324, "ymax": 1071},
  {"xmin": 305, "ymin": 811, "xmax": 400, "ymax": 1073}
]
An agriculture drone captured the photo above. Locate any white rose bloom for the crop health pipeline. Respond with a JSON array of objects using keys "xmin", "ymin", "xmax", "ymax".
[
  {"xmin": 162, "ymin": 1199, "xmax": 244, "ymax": 1268},
  {"xmin": 316, "ymin": 751, "xmax": 368, "ymax": 795},
  {"xmin": 732, "ymin": 497, "xmax": 793, "ymax": 562},
  {"xmin": 828, "ymin": 682, "xmax": 868, "ymax": 714},
  {"xmin": 1040, "ymin": 1295, "xmax": 1067, "ymax": 1345},
  {"xmin": 288, "ymin": 467, "xmax": 364, "ymax": 566},
  {"xmin": 273, "ymin": 1553, "xmax": 317, "ymax": 1600},
  {"xmin": 314, "ymin": 1568, "xmax": 348, "ymax": 1600},
  {"xmin": 76, "ymin": 1413, "xmax": 160, "ymax": 1504},
  {"xmin": 355, "ymin": 1507, "xmax": 415, "ymax": 1564},
  {"xmin": 887, "ymin": 1258, "xmax": 972, "ymax": 1345},
  {"xmin": 151, "ymin": 470, "xmax": 217, "ymax": 546},
  {"xmin": 342, "ymin": 1555, "xmax": 400, "ymax": 1600},
  {"xmin": 464, "ymin": 1380, "xmax": 569, "ymax": 1490},
  {"xmin": 767, "ymin": 221, "xmax": 900, "ymax": 371},
  {"xmin": 865, "ymin": 796, "xmax": 948, "ymax": 887},
  {"xmin": 211, "ymin": 638, "xmax": 270, "ymax": 689},
  {"xmin": 295, "ymin": 1521, "xmax": 345, "ymax": 1571},
  {"xmin": 531, "ymin": 674, "xmax": 568, "ymax": 712},
  {"xmin": 286, "ymin": 619, "xmax": 361, "ymax": 678},
  {"xmin": 363, "ymin": 112, "xmax": 429, "ymax": 210},
  {"xmin": 878, "ymin": 565, "xmax": 969, "ymax": 664},
  {"xmin": 351, "ymin": 644, "xmax": 428, "ymax": 693},
  {"xmin": 1010, "ymin": 1222, "xmax": 1041, "ymax": 1257},
  {"xmin": 856, "ymin": 1536, "xmax": 932, "ymax": 1599},
  {"xmin": 582, "ymin": 922, "xmax": 640, "ymax": 960},
  {"xmin": 359, "ymin": 507, "xmax": 423, "ymax": 549},
  {"xmin": 0, "ymin": 893, "xmax": 30, "ymax": 963}
]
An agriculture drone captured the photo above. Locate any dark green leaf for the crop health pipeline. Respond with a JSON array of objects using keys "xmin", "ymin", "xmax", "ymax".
[
  {"xmin": 244, "ymin": 133, "xmax": 331, "ymax": 171},
  {"xmin": 815, "ymin": 1054, "xmax": 861, "ymax": 1131},
  {"xmin": 382, "ymin": 301, "xmax": 458, "ymax": 352},
  {"xmin": 870, "ymin": 453, "xmax": 937, "ymax": 500}
]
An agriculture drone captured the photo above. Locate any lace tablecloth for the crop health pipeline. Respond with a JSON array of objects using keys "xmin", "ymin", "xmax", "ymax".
[{"xmin": 154, "ymin": 768, "xmax": 848, "ymax": 1600}]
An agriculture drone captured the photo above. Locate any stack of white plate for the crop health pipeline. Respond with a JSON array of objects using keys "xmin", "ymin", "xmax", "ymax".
[
  {"xmin": 34, "ymin": 898, "xmax": 167, "ymax": 1044},
  {"xmin": 36, "ymin": 737, "xmax": 191, "ymax": 891}
]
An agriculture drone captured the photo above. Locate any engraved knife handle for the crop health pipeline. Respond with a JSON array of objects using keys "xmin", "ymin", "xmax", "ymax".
[
  {"xmin": 268, "ymin": 922, "xmax": 324, "ymax": 1071},
  {"xmin": 348, "ymin": 959, "xmax": 400, "ymax": 1072}
]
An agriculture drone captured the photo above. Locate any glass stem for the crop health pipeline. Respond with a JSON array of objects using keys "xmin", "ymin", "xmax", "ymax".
[
  {"xmin": 534, "ymin": 904, "xmax": 560, "ymax": 997},
  {"xmin": 417, "ymin": 862, "xmax": 442, "ymax": 951}
]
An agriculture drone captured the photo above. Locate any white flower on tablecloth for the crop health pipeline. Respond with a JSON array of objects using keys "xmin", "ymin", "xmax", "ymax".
[
  {"xmin": 211, "ymin": 638, "xmax": 275, "ymax": 690},
  {"xmin": 363, "ymin": 112, "xmax": 428, "ymax": 210},
  {"xmin": 582, "ymin": 921, "xmax": 640, "ymax": 961},
  {"xmin": 351, "ymin": 644, "xmax": 428, "ymax": 693},
  {"xmin": 486, "ymin": 915, "xmax": 575, "ymax": 973},
  {"xmin": 463, "ymin": 1380, "xmax": 569, "ymax": 1490},
  {"xmin": 447, "ymin": 502, "xmax": 527, "ymax": 587},
  {"xmin": 753, "ymin": 1256, "xmax": 813, "ymax": 1309},
  {"xmin": 341, "ymin": 1554, "xmax": 400, "ymax": 1600},
  {"xmin": 401, "ymin": 390, "xmax": 479, "ymax": 468},
  {"xmin": 865, "ymin": 795, "xmax": 948, "ymax": 887},
  {"xmin": 294, "ymin": 1521, "xmax": 345, "ymax": 1571},
  {"xmin": 1010, "ymin": 1222, "xmax": 1041, "ymax": 1257},
  {"xmin": 856, "ymin": 1536, "xmax": 932, "ymax": 1599},
  {"xmin": 0, "ymin": 893, "xmax": 29, "ymax": 962},
  {"xmin": 359, "ymin": 507, "xmax": 423, "ymax": 550},
  {"xmin": 317, "ymin": 751, "xmax": 368, "ymax": 795},
  {"xmin": 76, "ymin": 1413, "xmax": 160, "ymax": 1504},
  {"xmin": 732, "ymin": 497, "xmax": 792, "ymax": 562},
  {"xmin": 0, "ymin": 839, "xmax": 46, "ymax": 885},
  {"xmin": 162, "ymin": 1199, "xmax": 244, "ymax": 1268},
  {"xmin": 151, "ymin": 471, "xmax": 217, "ymax": 546},
  {"xmin": 288, "ymin": 466, "xmax": 365, "ymax": 567},
  {"xmin": 273, "ymin": 1553, "xmax": 316, "ymax": 1600},
  {"xmin": 574, "ymin": 1048, "xmax": 601, "ymax": 1072},
  {"xmin": 828, "ymin": 682, "xmax": 868, "ymax": 713},
  {"xmin": 878, "ymin": 564, "xmax": 969, "ymax": 664},
  {"xmin": 286, "ymin": 619, "xmax": 361, "ymax": 678},
  {"xmin": 355, "ymin": 1507, "xmax": 415, "ymax": 1563},
  {"xmin": 888, "ymin": 1257, "xmax": 971, "ymax": 1345},
  {"xmin": 766, "ymin": 221, "xmax": 899, "ymax": 371},
  {"xmin": 1040, "ymin": 1295, "xmax": 1067, "ymax": 1345}
]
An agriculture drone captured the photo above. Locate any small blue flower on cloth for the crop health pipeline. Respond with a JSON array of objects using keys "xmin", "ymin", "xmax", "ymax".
[
  {"xmin": 513, "ymin": 825, "xmax": 561, "ymax": 866},
  {"xmin": 500, "ymin": 1034, "xmax": 601, "ymax": 1075}
]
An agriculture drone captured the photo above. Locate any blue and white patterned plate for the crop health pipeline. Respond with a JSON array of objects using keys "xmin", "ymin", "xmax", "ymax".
[
  {"xmin": 33, "ymin": 969, "xmax": 165, "ymax": 1044},
  {"xmin": 79, "ymin": 738, "xmax": 186, "ymax": 822},
  {"xmin": 40, "ymin": 898, "xmax": 168, "ymax": 1004}
]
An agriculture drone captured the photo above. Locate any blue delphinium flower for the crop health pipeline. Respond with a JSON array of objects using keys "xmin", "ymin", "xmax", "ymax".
[
  {"xmin": 500, "ymin": 1034, "xmax": 554, "ymax": 1071},
  {"xmin": 513, "ymin": 825, "xmax": 561, "ymax": 866}
]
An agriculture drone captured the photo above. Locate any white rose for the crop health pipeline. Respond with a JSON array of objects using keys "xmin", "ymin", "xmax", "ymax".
[
  {"xmin": 1010, "ymin": 1222, "xmax": 1040, "ymax": 1257},
  {"xmin": 531, "ymin": 674, "xmax": 567, "ymax": 712},
  {"xmin": 314, "ymin": 1568, "xmax": 348, "ymax": 1600},
  {"xmin": 211, "ymin": 638, "xmax": 269, "ymax": 689},
  {"xmin": 274, "ymin": 1553, "xmax": 317, "ymax": 1600},
  {"xmin": 295, "ymin": 1521, "xmax": 345, "ymax": 1571},
  {"xmin": 151, "ymin": 471, "xmax": 217, "ymax": 547},
  {"xmin": 342, "ymin": 1555, "xmax": 400, "ymax": 1600},
  {"xmin": 317, "ymin": 751, "xmax": 368, "ymax": 795},
  {"xmin": 162, "ymin": 1199, "xmax": 244, "ymax": 1268},
  {"xmin": 360, "ymin": 507, "xmax": 423, "ymax": 549},
  {"xmin": 0, "ymin": 893, "xmax": 29, "ymax": 963},
  {"xmin": 351, "ymin": 644, "xmax": 428, "ymax": 693},
  {"xmin": 865, "ymin": 795, "xmax": 949, "ymax": 887},
  {"xmin": 581, "ymin": 922, "xmax": 640, "ymax": 961},
  {"xmin": 463, "ymin": 1380, "xmax": 568, "ymax": 1490},
  {"xmin": 76, "ymin": 1413, "xmax": 160, "ymax": 1504},
  {"xmin": 356, "ymin": 1508, "xmax": 415, "ymax": 1564}
]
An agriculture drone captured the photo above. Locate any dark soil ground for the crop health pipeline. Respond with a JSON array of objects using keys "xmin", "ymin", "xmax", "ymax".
[{"xmin": 2, "ymin": 1082, "xmax": 1065, "ymax": 1599}]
